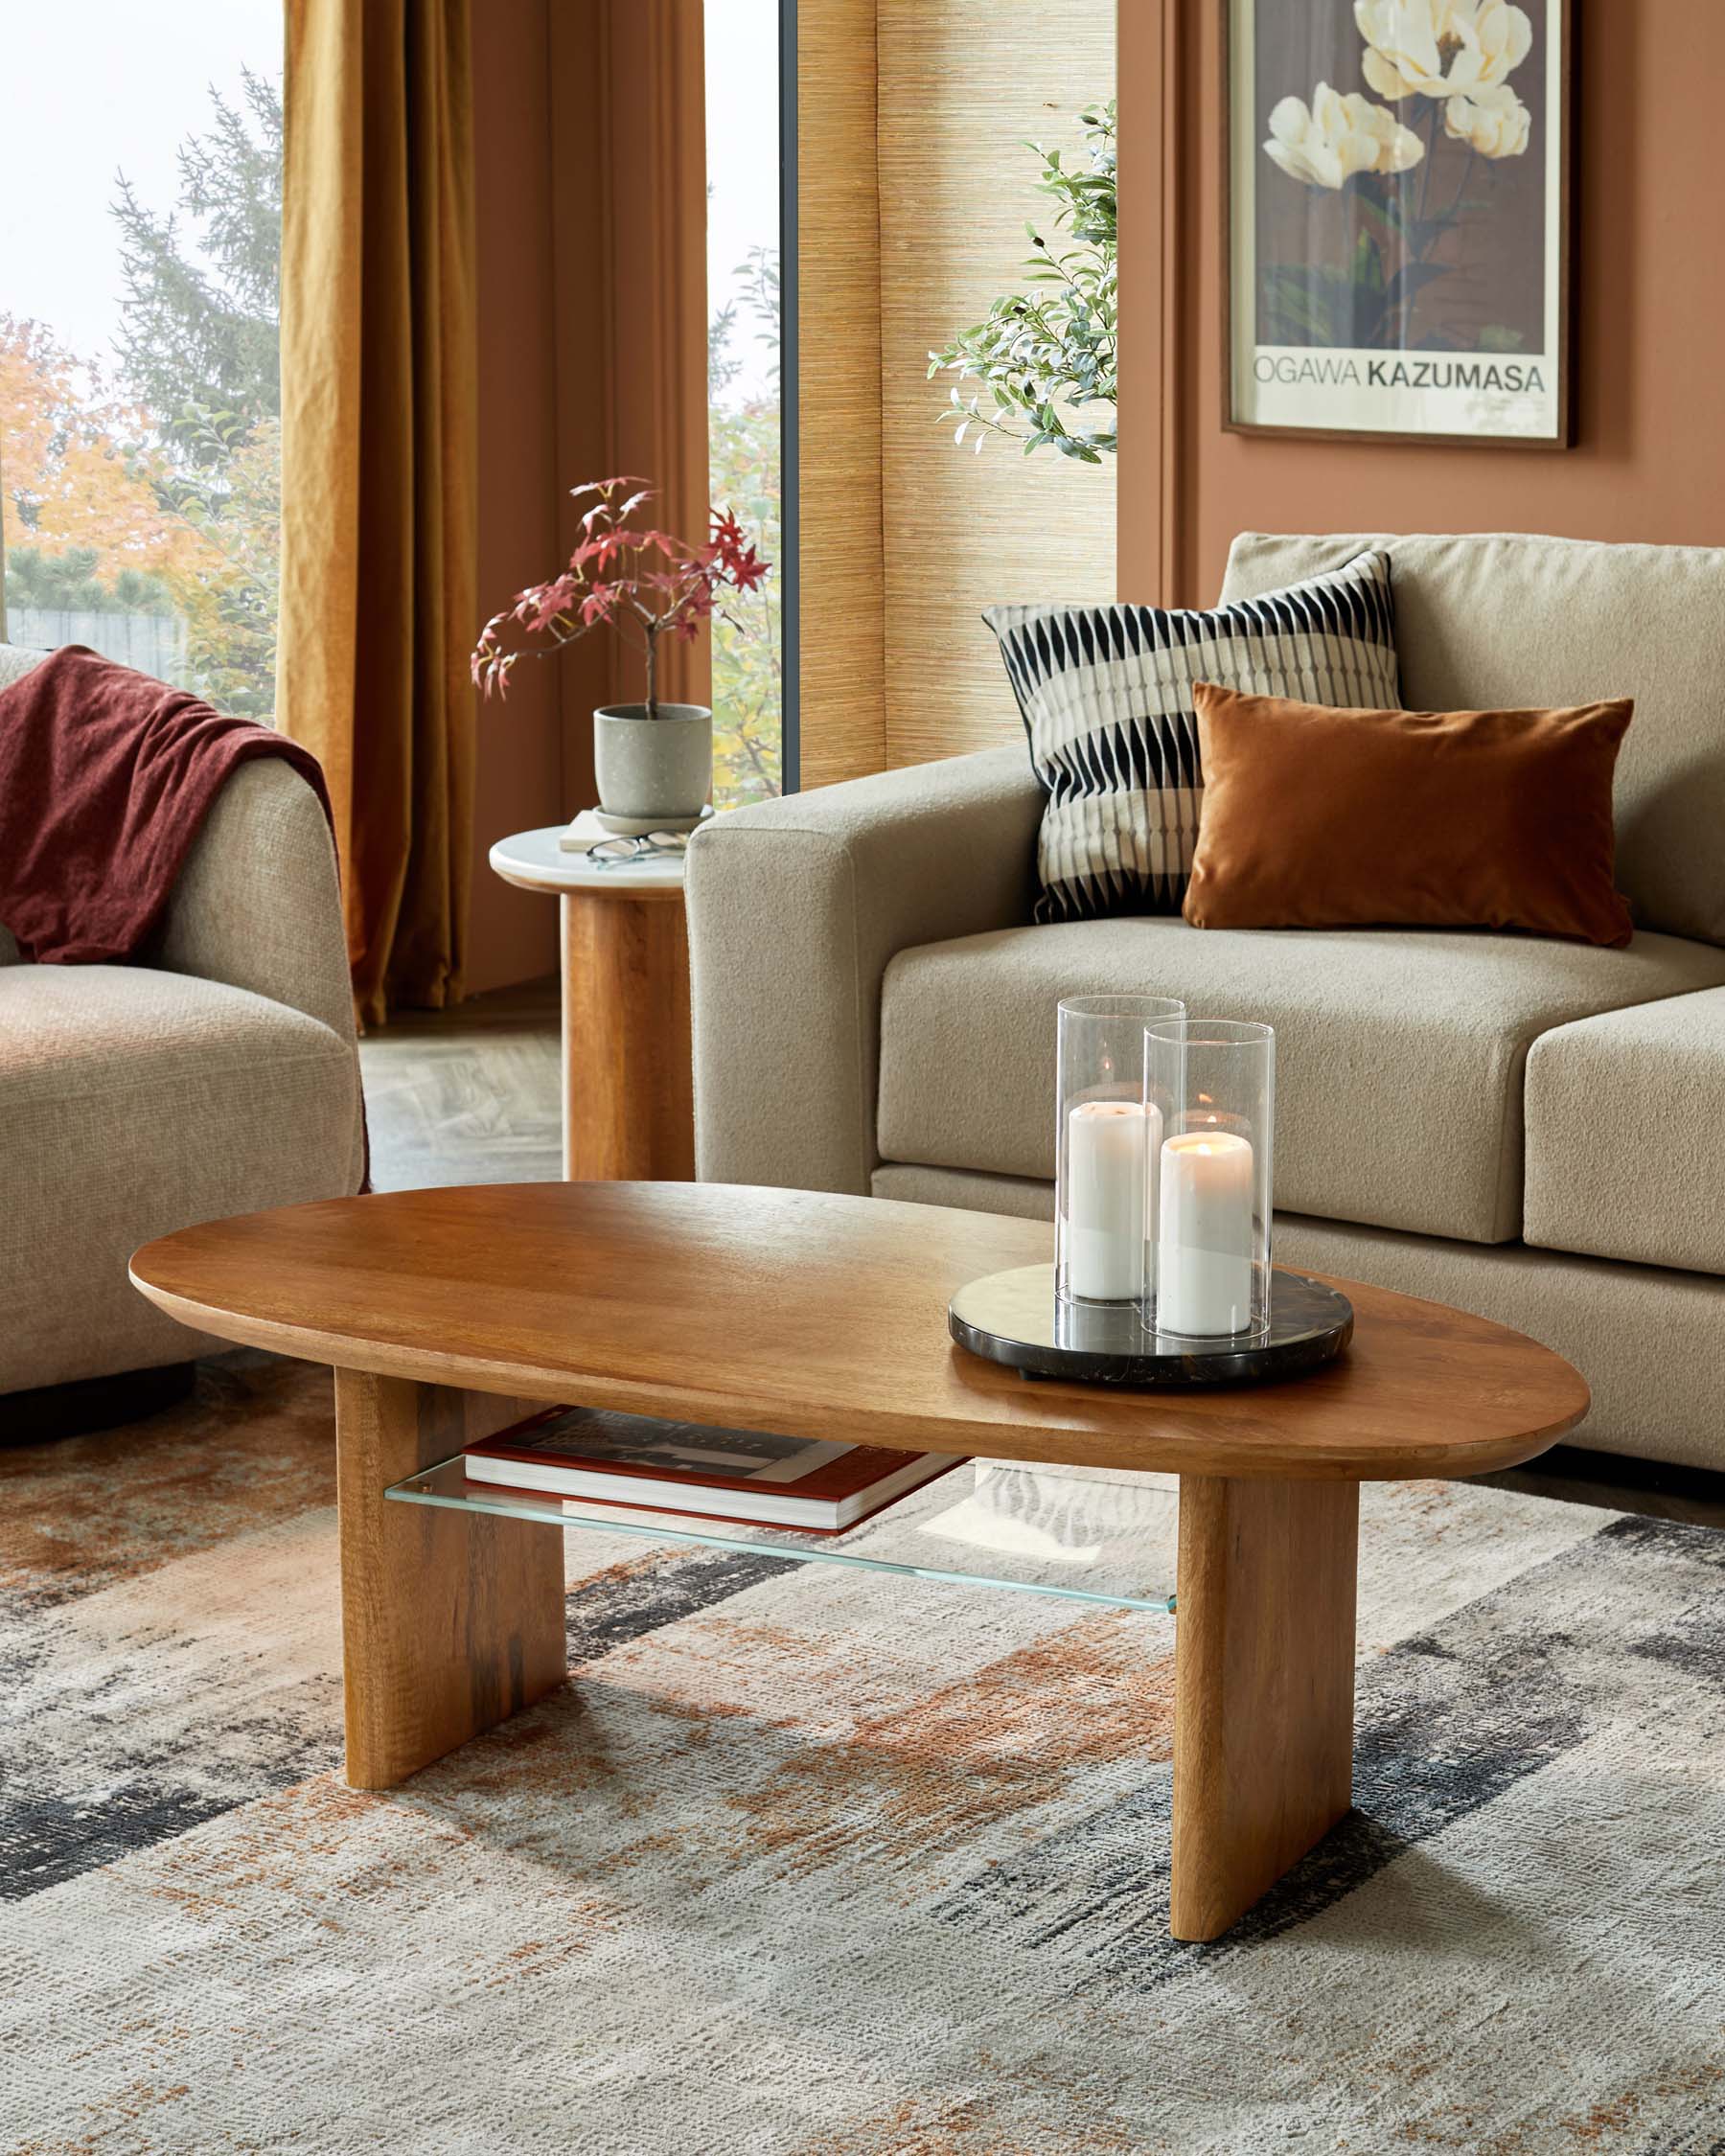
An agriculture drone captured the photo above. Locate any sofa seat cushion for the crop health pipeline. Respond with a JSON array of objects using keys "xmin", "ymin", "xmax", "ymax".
[
  {"xmin": 1526, "ymin": 987, "xmax": 1725, "ymax": 1273},
  {"xmin": 877, "ymin": 920, "xmax": 1725, "ymax": 1245},
  {"xmin": 0, "ymin": 964, "xmax": 362, "ymax": 1393}
]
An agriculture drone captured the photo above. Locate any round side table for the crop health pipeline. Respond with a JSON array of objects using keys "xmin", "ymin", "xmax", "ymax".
[{"xmin": 489, "ymin": 828, "xmax": 693, "ymax": 1181}]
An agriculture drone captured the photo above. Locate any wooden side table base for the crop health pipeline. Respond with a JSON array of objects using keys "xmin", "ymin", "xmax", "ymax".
[
  {"xmin": 335, "ymin": 1372, "xmax": 567, "ymax": 1790},
  {"xmin": 490, "ymin": 828, "xmax": 695, "ymax": 1183},
  {"xmin": 1170, "ymin": 1475, "xmax": 1360, "ymax": 1941},
  {"xmin": 560, "ymin": 889, "xmax": 694, "ymax": 1181}
]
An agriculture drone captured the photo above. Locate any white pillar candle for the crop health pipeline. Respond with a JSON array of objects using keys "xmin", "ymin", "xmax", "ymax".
[
  {"xmin": 1064, "ymin": 1099, "xmax": 1162, "ymax": 1301},
  {"xmin": 1156, "ymin": 1131, "xmax": 1254, "ymax": 1336}
]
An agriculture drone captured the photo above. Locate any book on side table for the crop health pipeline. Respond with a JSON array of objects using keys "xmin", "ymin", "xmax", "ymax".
[{"xmin": 462, "ymin": 1407, "xmax": 964, "ymax": 1534}]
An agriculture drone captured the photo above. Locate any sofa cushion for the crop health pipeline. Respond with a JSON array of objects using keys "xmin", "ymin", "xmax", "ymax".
[
  {"xmin": 1525, "ymin": 987, "xmax": 1725, "ymax": 1274},
  {"xmin": 0, "ymin": 964, "xmax": 362, "ymax": 1392},
  {"xmin": 1185, "ymin": 684, "xmax": 1635, "ymax": 947},
  {"xmin": 1218, "ymin": 533, "xmax": 1725, "ymax": 949},
  {"xmin": 877, "ymin": 919, "xmax": 1725, "ymax": 1245},
  {"xmin": 982, "ymin": 551, "xmax": 1400, "ymax": 926}
]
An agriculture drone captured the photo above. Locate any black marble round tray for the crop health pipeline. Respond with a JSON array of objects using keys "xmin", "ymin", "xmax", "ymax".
[{"xmin": 948, "ymin": 1264, "xmax": 1353, "ymax": 1388}]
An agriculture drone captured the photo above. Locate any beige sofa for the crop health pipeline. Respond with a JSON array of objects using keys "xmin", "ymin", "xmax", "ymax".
[
  {"xmin": 0, "ymin": 644, "xmax": 366, "ymax": 1409},
  {"xmin": 687, "ymin": 533, "xmax": 1725, "ymax": 1473}
]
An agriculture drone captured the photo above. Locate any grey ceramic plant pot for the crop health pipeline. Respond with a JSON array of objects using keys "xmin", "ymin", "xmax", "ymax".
[{"xmin": 592, "ymin": 703, "xmax": 713, "ymax": 823}]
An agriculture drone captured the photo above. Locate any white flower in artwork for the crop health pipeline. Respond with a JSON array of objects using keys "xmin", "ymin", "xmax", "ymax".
[
  {"xmin": 1444, "ymin": 81, "xmax": 1532, "ymax": 157},
  {"xmin": 1265, "ymin": 83, "xmax": 1426, "ymax": 191},
  {"xmin": 1356, "ymin": 0, "xmax": 1533, "ymax": 101},
  {"xmin": 1352, "ymin": 95, "xmax": 1431, "ymax": 173}
]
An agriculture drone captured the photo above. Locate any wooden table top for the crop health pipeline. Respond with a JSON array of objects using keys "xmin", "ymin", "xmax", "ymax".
[{"xmin": 129, "ymin": 1183, "xmax": 1589, "ymax": 1481}]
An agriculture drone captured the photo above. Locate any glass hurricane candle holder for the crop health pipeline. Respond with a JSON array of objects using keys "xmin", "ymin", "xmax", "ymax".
[
  {"xmin": 1055, "ymin": 995, "xmax": 1185, "ymax": 1306},
  {"xmin": 1142, "ymin": 1018, "xmax": 1275, "ymax": 1340}
]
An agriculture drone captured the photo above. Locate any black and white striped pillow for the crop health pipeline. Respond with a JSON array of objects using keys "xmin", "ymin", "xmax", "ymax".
[{"xmin": 985, "ymin": 551, "xmax": 1401, "ymax": 925}]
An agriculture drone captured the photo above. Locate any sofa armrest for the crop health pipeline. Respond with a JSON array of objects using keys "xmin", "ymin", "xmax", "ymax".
[
  {"xmin": 686, "ymin": 744, "xmax": 1043, "ymax": 1193},
  {"xmin": 152, "ymin": 758, "xmax": 357, "ymax": 1049}
]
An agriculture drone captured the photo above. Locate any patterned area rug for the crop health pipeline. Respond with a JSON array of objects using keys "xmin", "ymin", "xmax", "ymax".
[{"xmin": 3, "ymin": 1353, "xmax": 1723, "ymax": 2154}]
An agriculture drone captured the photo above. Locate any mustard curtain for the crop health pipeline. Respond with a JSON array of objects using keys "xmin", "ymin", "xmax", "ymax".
[{"xmin": 278, "ymin": 0, "xmax": 477, "ymax": 1026}]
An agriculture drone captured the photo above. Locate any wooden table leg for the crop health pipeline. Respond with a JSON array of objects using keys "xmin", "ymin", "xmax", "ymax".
[
  {"xmin": 335, "ymin": 1369, "xmax": 568, "ymax": 1791},
  {"xmin": 560, "ymin": 888, "xmax": 695, "ymax": 1182},
  {"xmin": 1170, "ymin": 1474, "xmax": 1360, "ymax": 1941}
]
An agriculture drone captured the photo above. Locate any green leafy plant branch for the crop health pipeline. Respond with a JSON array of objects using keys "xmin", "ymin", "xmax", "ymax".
[{"xmin": 927, "ymin": 102, "xmax": 1116, "ymax": 464}]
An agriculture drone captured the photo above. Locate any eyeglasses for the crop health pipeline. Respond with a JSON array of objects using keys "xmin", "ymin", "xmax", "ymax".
[{"xmin": 589, "ymin": 831, "xmax": 693, "ymax": 867}]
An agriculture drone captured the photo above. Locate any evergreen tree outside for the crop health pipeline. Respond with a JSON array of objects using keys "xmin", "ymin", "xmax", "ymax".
[
  {"xmin": 6, "ymin": 545, "xmax": 173, "ymax": 615},
  {"xmin": 112, "ymin": 71, "xmax": 284, "ymax": 714},
  {"xmin": 112, "ymin": 69, "xmax": 283, "ymax": 461}
]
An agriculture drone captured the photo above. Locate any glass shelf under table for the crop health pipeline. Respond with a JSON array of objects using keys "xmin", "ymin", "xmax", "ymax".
[{"xmin": 386, "ymin": 1455, "xmax": 1178, "ymax": 1615}]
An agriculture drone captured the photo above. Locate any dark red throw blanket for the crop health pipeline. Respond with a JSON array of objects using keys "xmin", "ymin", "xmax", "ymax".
[{"xmin": 0, "ymin": 646, "xmax": 335, "ymax": 964}]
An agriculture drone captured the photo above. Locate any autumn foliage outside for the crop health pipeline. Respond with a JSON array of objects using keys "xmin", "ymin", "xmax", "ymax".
[{"xmin": 0, "ymin": 74, "xmax": 282, "ymax": 717}]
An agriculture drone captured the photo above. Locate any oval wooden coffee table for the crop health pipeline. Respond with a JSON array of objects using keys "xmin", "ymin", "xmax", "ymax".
[{"xmin": 130, "ymin": 1182, "xmax": 1588, "ymax": 1942}]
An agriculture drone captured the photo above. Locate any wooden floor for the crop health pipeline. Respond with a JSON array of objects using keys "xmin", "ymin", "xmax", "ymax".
[
  {"xmin": 360, "ymin": 978, "xmax": 563, "ymax": 1191},
  {"xmin": 359, "ymin": 982, "xmax": 1725, "ymax": 1533}
]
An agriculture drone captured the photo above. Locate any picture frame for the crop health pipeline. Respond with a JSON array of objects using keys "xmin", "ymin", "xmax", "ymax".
[{"xmin": 1223, "ymin": 0, "xmax": 1573, "ymax": 447}]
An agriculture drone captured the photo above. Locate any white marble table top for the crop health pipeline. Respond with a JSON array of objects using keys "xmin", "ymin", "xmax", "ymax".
[{"xmin": 488, "ymin": 825, "xmax": 687, "ymax": 898}]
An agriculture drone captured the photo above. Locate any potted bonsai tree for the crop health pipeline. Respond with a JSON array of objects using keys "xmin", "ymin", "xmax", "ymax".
[{"xmin": 472, "ymin": 476, "xmax": 770, "ymax": 828}]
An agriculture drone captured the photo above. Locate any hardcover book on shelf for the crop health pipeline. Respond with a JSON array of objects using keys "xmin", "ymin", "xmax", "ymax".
[{"xmin": 462, "ymin": 1407, "xmax": 965, "ymax": 1534}]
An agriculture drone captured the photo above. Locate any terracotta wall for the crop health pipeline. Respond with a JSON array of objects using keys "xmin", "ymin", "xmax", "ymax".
[
  {"xmin": 565, "ymin": 2, "xmax": 711, "ymax": 724},
  {"xmin": 467, "ymin": 2, "xmax": 708, "ymax": 996},
  {"xmin": 1118, "ymin": 1, "xmax": 1725, "ymax": 608},
  {"xmin": 469, "ymin": 0, "xmax": 563, "ymax": 996}
]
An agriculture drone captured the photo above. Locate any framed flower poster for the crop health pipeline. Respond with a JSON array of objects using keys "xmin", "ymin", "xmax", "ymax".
[{"xmin": 1225, "ymin": 0, "xmax": 1572, "ymax": 446}]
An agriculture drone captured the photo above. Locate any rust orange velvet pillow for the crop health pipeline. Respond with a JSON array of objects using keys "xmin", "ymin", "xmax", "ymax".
[{"xmin": 1184, "ymin": 684, "xmax": 1635, "ymax": 948}]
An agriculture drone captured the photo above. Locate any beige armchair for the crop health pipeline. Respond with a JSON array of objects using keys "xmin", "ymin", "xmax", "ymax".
[{"xmin": 0, "ymin": 647, "xmax": 365, "ymax": 1419}]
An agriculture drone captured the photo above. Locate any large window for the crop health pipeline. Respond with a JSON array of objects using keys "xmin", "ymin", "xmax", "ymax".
[
  {"xmin": 705, "ymin": 0, "xmax": 791, "ymax": 804},
  {"xmin": 0, "ymin": 2, "xmax": 283, "ymax": 716}
]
